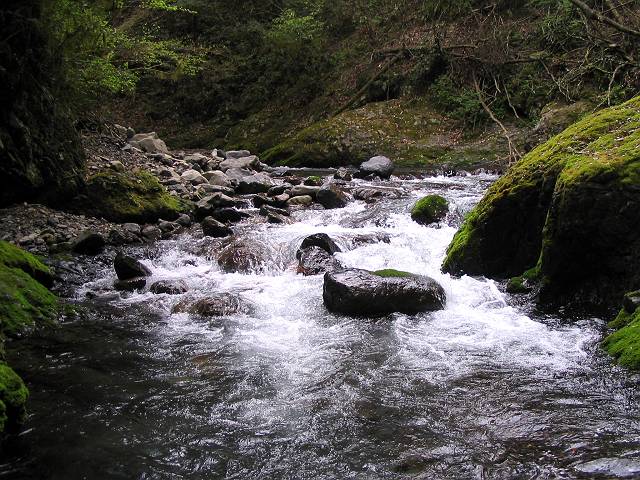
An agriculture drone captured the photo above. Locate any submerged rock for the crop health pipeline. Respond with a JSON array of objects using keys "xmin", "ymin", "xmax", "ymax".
[
  {"xmin": 150, "ymin": 280, "xmax": 189, "ymax": 295},
  {"xmin": 114, "ymin": 252, "xmax": 151, "ymax": 280},
  {"xmin": 442, "ymin": 95, "xmax": 640, "ymax": 312},
  {"xmin": 323, "ymin": 268, "xmax": 446, "ymax": 316},
  {"xmin": 172, "ymin": 293, "xmax": 252, "ymax": 316},
  {"xmin": 217, "ymin": 239, "xmax": 267, "ymax": 273},
  {"xmin": 411, "ymin": 194, "xmax": 448, "ymax": 225}
]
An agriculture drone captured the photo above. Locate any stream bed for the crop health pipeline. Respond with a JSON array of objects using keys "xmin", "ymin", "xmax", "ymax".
[{"xmin": 1, "ymin": 174, "xmax": 639, "ymax": 479}]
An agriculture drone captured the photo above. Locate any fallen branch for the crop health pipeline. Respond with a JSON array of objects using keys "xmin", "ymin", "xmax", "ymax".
[
  {"xmin": 332, "ymin": 52, "xmax": 403, "ymax": 117},
  {"xmin": 568, "ymin": 0, "xmax": 640, "ymax": 38},
  {"xmin": 473, "ymin": 75, "xmax": 521, "ymax": 166}
]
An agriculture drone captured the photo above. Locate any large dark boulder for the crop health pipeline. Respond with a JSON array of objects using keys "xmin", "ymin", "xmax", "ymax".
[
  {"xmin": 0, "ymin": 2, "xmax": 85, "ymax": 207},
  {"xmin": 317, "ymin": 184, "xmax": 348, "ymax": 209},
  {"xmin": 114, "ymin": 252, "xmax": 151, "ymax": 280},
  {"xmin": 298, "ymin": 246, "xmax": 342, "ymax": 276},
  {"xmin": 442, "ymin": 96, "xmax": 640, "ymax": 313},
  {"xmin": 357, "ymin": 156, "xmax": 394, "ymax": 179},
  {"xmin": 323, "ymin": 268, "xmax": 446, "ymax": 316},
  {"xmin": 296, "ymin": 233, "xmax": 341, "ymax": 259}
]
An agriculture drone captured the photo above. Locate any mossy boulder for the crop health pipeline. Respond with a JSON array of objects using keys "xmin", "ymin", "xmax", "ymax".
[
  {"xmin": 411, "ymin": 195, "xmax": 448, "ymax": 225},
  {"xmin": 443, "ymin": 95, "xmax": 640, "ymax": 312},
  {"xmin": 0, "ymin": 241, "xmax": 58, "ymax": 336},
  {"xmin": 82, "ymin": 170, "xmax": 191, "ymax": 223},
  {"xmin": 603, "ymin": 305, "xmax": 640, "ymax": 370},
  {"xmin": 0, "ymin": 363, "xmax": 29, "ymax": 432},
  {"xmin": 261, "ymin": 99, "xmax": 507, "ymax": 171}
]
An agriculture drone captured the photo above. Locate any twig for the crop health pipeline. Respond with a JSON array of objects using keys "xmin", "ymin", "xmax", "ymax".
[{"xmin": 568, "ymin": 0, "xmax": 640, "ymax": 37}]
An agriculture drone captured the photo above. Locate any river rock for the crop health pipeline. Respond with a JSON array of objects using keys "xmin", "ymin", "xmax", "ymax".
[
  {"xmin": 290, "ymin": 185, "xmax": 321, "ymax": 198},
  {"xmin": 129, "ymin": 132, "xmax": 169, "ymax": 154},
  {"xmin": 195, "ymin": 193, "xmax": 243, "ymax": 220},
  {"xmin": 411, "ymin": 195, "xmax": 449, "ymax": 225},
  {"xmin": 201, "ymin": 217, "xmax": 233, "ymax": 238},
  {"xmin": 220, "ymin": 155, "xmax": 260, "ymax": 172},
  {"xmin": 225, "ymin": 150, "xmax": 251, "ymax": 159},
  {"xmin": 71, "ymin": 231, "xmax": 106, "ymax": 255},
  {"xmin": 217, "ymin": 239, "xmax": 267, "ymax": 273},
  {"xmin": 334, "ymin": 167, "xmax": 353, "ymax": 181},
  {"xmin": 297, "ymin": 233, "xmax": 341, "ymax": 259},
  {"xmin": 123, "ymin": 223, "xmax": 142, "ymax": 235},
  {"xmin": 298, "ymin": 246, "xmax": 342, "ymax": 276},
  {"xmin": 357, "ymin": 155, "xmax": 394, "ymax": 179},
  {"xmin": 173, "ymin": 293, "xmax": 252, "ymax": 317},
  {"xmin": 150, "ymin": 279, "xmax": 189, "ymax": 295},
  {"xmin": 259, "ymin": 205, "xmax": 289, "ymax": 218},
  {"xmin": 236, "ymin": 173, "xmax": 274, "ymax": 194},
  {"xmin": 181, "ymin": 169, "xmax": 208, "ymax": 185},
  {"xmin": 323, "ymin": 268, "xmax": 446, "ymax": 316},
  {"xmin": 176, "ymin": 214, "xmax": 192, "ymax": 227},
  {"xmin": 114, "ymin": 277, "xmax": 147, "ymax": 292},
  {"xmin": 287, "ymin": 195, "xmax": 313, "ymax": 207},
  {"xmin": 225, "ymin": 168, "xmax": 253, "ymax": 182},
  {"xmin": 317, "ymin": 185, "xmax": 348, "ymax": 209},
  {"xmin": 205, "ymin": 170, "xmax": 231, "ymax": 187},
  {"xmin": 141, "ymin": 225, "xmax": 162, "ymax": 242},
  {"xmin": 210, "ymin": 208, "xmax": 250, "ymax": 223},
  {"xmin": 114, "ymin": 252, "xmax": 151, "ymax": 280},
  {"xmin": 353, "ymin": 186, "xmax": 404, "ymax": 203}
]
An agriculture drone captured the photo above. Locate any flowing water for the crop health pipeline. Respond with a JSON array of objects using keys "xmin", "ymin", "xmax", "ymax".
[{"xmin": 2, "ymin": 174, "xmax": 640, "ymax": 479}]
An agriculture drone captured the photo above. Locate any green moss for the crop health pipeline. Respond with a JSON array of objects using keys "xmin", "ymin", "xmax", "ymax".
[
  {"xmin": 0, "ymin": 363, "xmax": 29, "ymax": 432},
  {"xmin": 609, "ymin": 308, "xmax": 634, "ymax": 330},
  {"xmin": 304, "ymin": 175, "xmax": 323, "ymax": 186},
  {"xmin": 0, "ymin": 265, "xmax": 59, "ymax": 336},
  {"xmin": 372, "ymin": 269, "xmax": 414, "ymax": 278},
  {"xmin": 0, "ymin": 241, "xmax": 53, "ymax": 288},
  {"xmin": 603, "ymin": 308, "xmax": 640, "ymax": 370},
  {"xmin": 442, "ymin": 95, "xmax": 640, "ymax": 307},
  {"xmin": 411, "ymin": 194, "xmax": 449, "ymax": 225},
  {"xmin": 83, "ymin": 170, "xmax": 192, "ymax": 223},
  {"xmin": 261, "ymin": 98, "xmax": 505, "ymax": 170}
]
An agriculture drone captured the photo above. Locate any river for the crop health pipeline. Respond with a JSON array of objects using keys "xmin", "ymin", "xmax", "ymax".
[{"xmin": 2, "ymin": 173, "xmax": 639, "ymax": 479}]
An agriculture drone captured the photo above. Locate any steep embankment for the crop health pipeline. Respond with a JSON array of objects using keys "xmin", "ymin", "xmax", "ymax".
[
  {"xmin": 0, "ymin": 1, "xmax": 85, "ymax": 207},
  {"xmin": 442, "ymin": 96, "xmax": 640, "ymax": 314}
]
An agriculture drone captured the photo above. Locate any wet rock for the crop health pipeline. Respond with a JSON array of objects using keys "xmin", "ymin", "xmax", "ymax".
[
  {"xmin": 210, "ymin": 208, "xmax": 250, "ymax": 223},
  {"xmin": 150, "ymin": 279, "xmax": 189, "ymax": 295},
  {"xmin": 323, "ymin": 268, "xmax": 446, "ymax": 316},
  {"xmin": 71, "ymin": 231, "xmax": 106, "ymax": 255},
  {"xmin": 114, "ymin": 277, "xmax": 147, "ymax": 292},
  {"xmin": 220, "ymin": 155, "xmax": 260, "ymax": 172},
  {"xmin": 123, "ymin": 223, "xmax": 142, "ymax": 236},
  {"xmin": 195, "ymin": 193, "xmax": 242, "ymax": 220},
  {"xmin": 357, "ymin": 155, "xmax": 394, "ymax": 179},
  {"xmin": 201, "ymin": 217, "xmax": 233, "ymax": 238},
  {"xmin": 114, "ymin": 252, "xmax": 152, "ymax": 280},
  {"xmin": 176, "ymin": 214, "xmax": 192, "ymax": 227},
  {"xmin": 259, "ymin": 205, "xmax": 289, "ymax": 218},
  {"xmin": 273, "ymin": 193, "xmax": 290, "ymax": 205},
  {"xmin": 351, "ymin": 232, "xmax": 392, "ymax": 246},
  {"xmin": 289, "ymin": 185, "xmax": 321, "ymax": 198},
  {"xmin": 181, "ymin": 169, "xmax": 208, "ymax": 185},
  {"xmin": 297, "ymin": 233, "xmax": 341, "ymax": 259},
  {"xmin": 411, "ymin": 195, "xmax": 449, "ymax": 225},
  {"xmin": 353, "ymin": 186, "xmax": 404, "ymax": 203},
  {"xmin": 317, "ymin": 184, "xmax": 348, "ymax": 209},
  {"xmin": 268, "ymin": 185, "xmax": 290, "ymax": 196},
  {"xmin": 236, "ymin": 173, "xmax": 274, "ymax": 194},
  {"xmin": 225, "ymin": 168, "xmax": 253, "ymax": 182},
  {"xmin": 298, "ymin": 246, "xmax": 342, "ymax": 276},
  {"xmin": 217, "ymin": 239, "xmax": 267, "ymax": 273},
  {"xmin": 287, "ymin": 195, "xmax": 313, "ymax": 207},
  {"xmin": 141, "ymin": 225, "xmax": 162, "ymax": 242},
  {"xmin": 575, "ymin": 458, "xmax": 640, "ymax": 478},
  {"xmin": 334, "ymin": 167, "xmax": 353, "ymax": 181},
  {"xmin": 205, "ymin": 170, "xmax": 231, "ymax": 187},
  {"xmin": 197, "ymin": 184, "xmax": 236, "ymax": 196},
  {"xmin": 173, "ymin": 293, "xmax": 252, "ymax": 317},
  {"xmin": 304, "ymin": 176, "xmax": 323, "ymax": 186}
]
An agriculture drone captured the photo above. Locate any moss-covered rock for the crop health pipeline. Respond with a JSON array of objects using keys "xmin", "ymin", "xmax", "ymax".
[
  {"xmin": 82, "ymin": 170, "xmax": 191, "ymax": 223},
  {"xmin": 603, "ymin": 306, "xmax": 640, "ymax": 370},
  {"xmin": 0, "ymin": 240, "xmax": 53, "ymax": 288},
  {"xmin": 411, "ymin": 195, "xmax": 448, "ymax": 225},
  {"xmin": 443, "ymin": 95, "xmax": 640, "ymax": 312},
  {"xmin": 0, "ymin": 363, "xmax": 29, "ymax": 432},
  {"xmin": 261, "ymin": 99, "xmax": 508, "ymax": 171}
]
